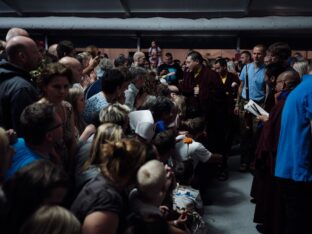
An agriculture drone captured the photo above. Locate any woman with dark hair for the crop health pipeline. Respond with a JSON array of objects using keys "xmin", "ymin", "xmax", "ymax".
[
  {"xmin": 36, "ymin": 62, "xmax": 77, "ymax": 173},
  {"xmin": 3, "ymin": 160, "xmax": 69, "ymax": 234},
  {"xmin": 135, "ymin": 71, "xmax": 159, "ymax": 110}
]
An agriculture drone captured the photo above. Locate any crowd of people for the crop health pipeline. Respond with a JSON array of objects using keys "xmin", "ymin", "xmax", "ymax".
[{"xmin": 0, "ymin": 27, "xmax": 311, "ymax": 234}]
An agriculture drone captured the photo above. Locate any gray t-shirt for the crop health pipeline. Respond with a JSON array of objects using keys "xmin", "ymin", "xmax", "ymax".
[{"xmin": 71, "ymin": 174, "xmax": 123, "ymax": 222}]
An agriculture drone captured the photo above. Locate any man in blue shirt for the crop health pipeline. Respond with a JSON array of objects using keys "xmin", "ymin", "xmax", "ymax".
[
  {"xmin": 6, "ymin": 102, "xmax": 63, "ymax": 179},
  {"xmin": 275, "ymin": 71, "xmax": 312, "ymax": 234},
  {"xmin": 234, "ymin": 45, "xmax": 267, "ymax": 171}
]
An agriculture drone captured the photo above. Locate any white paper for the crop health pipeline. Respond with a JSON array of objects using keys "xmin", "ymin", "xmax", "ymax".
[
  {"xmin": 128, "ymin": 110, "xmax": 155, "ymax": 142},
  {"xmin": 244, "ymin": 99, "xmax": 269, "ymax": 117}
]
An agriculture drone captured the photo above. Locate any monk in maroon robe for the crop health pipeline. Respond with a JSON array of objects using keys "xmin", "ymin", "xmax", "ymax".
[{"xmin": 252, "ymin": 70, "xmax": 300, "ymax": 234}]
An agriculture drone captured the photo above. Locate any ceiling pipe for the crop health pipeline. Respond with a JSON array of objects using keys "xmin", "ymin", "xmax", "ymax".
[
  {"xmin": 119, "ymin": 0, "xmax": 132, "ymax": 18},
  {"xmin": 0, "ymin": 0, "xmax": 23, "ymax": 16},
  {"xmin": 0, "ymin": 16, "xmax": 311, "ymax": 31}
]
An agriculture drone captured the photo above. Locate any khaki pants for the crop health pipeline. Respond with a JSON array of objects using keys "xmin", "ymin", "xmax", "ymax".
[{"xmin": 237, "ymin": 99, "xmax": 262, "ymax": 165}]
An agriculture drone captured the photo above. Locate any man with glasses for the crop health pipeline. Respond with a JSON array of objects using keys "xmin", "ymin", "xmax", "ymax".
[{"xmin": 5, "ymin": 102, "xmax": 63, "ymax": 179}]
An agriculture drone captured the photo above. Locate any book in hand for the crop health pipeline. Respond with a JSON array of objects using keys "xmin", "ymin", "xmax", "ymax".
[{"xmin": 244, "ymin": 99, "xmax": 269, "ymax": 117}]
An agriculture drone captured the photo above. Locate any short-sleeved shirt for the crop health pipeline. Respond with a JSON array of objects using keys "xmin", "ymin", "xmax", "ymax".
[
  {"xmin": 83, "ymin": 92, "xmax": 108, "ymax": 124},
  {"xmin": 5, "ymin": 138, "xmax": 45, "ymax": 180},
  {"xmin": 239, "ymin": 63, "xmax": 266, "ymax": 102},
  {"xmin": 174, "ymin": 135, "xmax": 211, "ymax": 168},
  {"xmin": 275, "ymin": 74, "xmax": 312, "ymax": 182},
  {"xmin": 71, "ymin": 173, "xmax": 123, "ymax": 223},
  {"xmin": 157, "ymin": 63, "xmax": 183, "ymax": 85}
]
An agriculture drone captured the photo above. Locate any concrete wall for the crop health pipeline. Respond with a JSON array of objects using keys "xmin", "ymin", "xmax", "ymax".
[{"xmin": 79, "ymin": 48, "xmax": 311, "ymax": 63}]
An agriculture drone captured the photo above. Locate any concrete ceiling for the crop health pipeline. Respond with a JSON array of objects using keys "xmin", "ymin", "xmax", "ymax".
[
  {"xmin": 1, "ymin": 0, "xmax": 312, "ymax": 49},
  {"xmin": 0, "ymin": 0, "xmax": 311, "ymax": 18}
]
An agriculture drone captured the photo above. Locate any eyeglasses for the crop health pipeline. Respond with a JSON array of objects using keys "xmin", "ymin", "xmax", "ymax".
[{"xmin": 47, "ymin": 123, "xmax": 64, "ymax": 132}]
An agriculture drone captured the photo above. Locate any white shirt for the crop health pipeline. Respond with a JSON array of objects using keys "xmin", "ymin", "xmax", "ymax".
[{"xmin": 174, "ymin": 134, "xmax": 211, "ymax": 168}]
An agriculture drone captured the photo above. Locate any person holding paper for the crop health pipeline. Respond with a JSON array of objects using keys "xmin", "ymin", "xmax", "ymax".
[
  {"xmin": 234, "ymin": 44, "xmax": 267, "ymax": 172},
  {"xmin": 251, "ymin": 70, "xmax": 300, "ymax": 233}
]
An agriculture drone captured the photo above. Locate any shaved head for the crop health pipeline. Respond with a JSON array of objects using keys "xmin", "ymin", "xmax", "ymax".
[
  {"xmin": 6, "ymin": 27, "xmax": 29, "ymax": 42},
  {"xmin": 5, "ymin": 36, "xmax": 41, "ymax": 71},
  {"xmin": 48, "ymin": 44, "xmax": 58, "ymax": 57},
  {"xmin": 276, "ymin": 70, "xmax": 300, "ymax": 92},
  {"xmin": 59, "ymin": 56, "xmax": 82, "ymax": 83}
]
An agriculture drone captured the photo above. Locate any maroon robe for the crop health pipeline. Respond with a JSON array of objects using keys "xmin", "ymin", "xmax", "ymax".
[
  {"xmin": 181, "ymin": 67, "xmax": 236, "ymax": 154},
  {"xmin": 217, "ymin": 72, "xmax": 240, "ymax": 157},
  {"xmin": 252, "ymin": 94, "xmax": 288, "ymax": 233},
  {"xmin": 181, "ymin": 66, "xmax": 221, "ymax": 117}
]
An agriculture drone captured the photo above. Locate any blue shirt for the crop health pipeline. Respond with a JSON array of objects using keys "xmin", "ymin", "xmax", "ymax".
[
  {"xmin": 83, "ymin": 92, "xmax": 108, "ymax": 124},
  {"xmin": 275, "ymin": 74, "xmax": 312, "ymax": 181},
  {"xmin": 84, "ymin": 79, "xmax": 102, "ymax": 100},
  {"xmin": 6, "ymin": 138, "xmax": 44, "ymax": 180},
  {"xmin": 239, "ymin": 63, "xmax": 266, "ymax": 102}
]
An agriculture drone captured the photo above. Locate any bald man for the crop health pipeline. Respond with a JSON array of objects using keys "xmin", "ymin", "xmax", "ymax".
[
  {"xmin": 47, "ymin": 43, "xmax": 58, "ymax": 62},
  {"xmin": 59, "ymin": 56, "xmax": 83, "ymax": 85},
  {"xmin": 5, "ymin": 27, "xmax": 29, "ymax": 42},
  {"xmin": 252, "ymin": 70, "xmax": 300, "ymax": 233},
  {"xmin": 0, "ymin": 36, "xmax": 41, "ymax": 135}
]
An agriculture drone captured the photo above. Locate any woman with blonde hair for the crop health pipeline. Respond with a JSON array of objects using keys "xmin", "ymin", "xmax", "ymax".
[
  {"xmin": 71, "ymin": 139, "xmax": 146, "ymax": 234},
  {"xmin": 75, "ymin": 123, "xmax": 124, "ymax": 192},
  {"xmin": 88, "ymin": 123, "xmax": 125, "ymax": 164},
  {"xmin": 66, "ymin": 86, "xmax": 95, "ymax": 144},
  {"xmin": 66, "ymin": 86, "xmax": 87, "ymax": 134},
  {"xmin": 99, "ymin": 103, "xmax": 130, "ymax": 132},
  {"xmin": 20, "ymin": 205, "xmax": 80, "ymax": 234},
  {"xmin": 74, "ymin": 103, "xmax": 129, "ymax": 191}
]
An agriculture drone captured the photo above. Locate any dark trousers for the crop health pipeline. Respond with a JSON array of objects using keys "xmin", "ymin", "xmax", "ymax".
[
  {"xmin": 276, "ymin": 178, "xmax": 312, "ymax": 234},
  {"xmin": 239, "ymin": 113, "xmax": 258, "ymax": 165}
]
